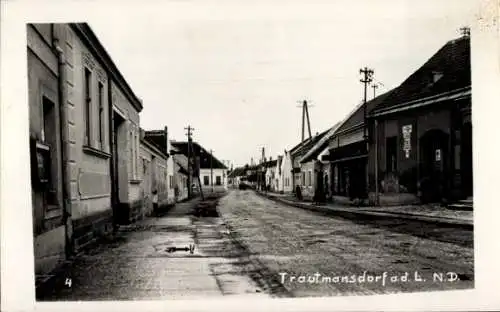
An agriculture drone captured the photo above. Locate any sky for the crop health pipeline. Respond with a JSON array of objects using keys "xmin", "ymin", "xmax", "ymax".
[{"xmin": 87, "ymin": 0, "xmax": 477, "ymax": 168}]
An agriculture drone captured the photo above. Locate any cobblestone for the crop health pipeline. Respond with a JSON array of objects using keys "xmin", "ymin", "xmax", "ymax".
[{"xmin": 37, "ymin": 199, "xmax": 267, "ymax": 301}]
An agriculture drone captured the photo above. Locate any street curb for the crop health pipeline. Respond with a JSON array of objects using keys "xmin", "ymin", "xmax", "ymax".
[
  {"xmin": 36, "ymin": 196, "xmax": 206, "ymax": 298},
  {"xmin": 257, "ymin": 192, "xmax": 473, "ymax": 229}
]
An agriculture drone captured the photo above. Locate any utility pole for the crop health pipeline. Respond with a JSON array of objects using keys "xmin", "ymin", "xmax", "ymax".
[
  {"xmin": 185, "ymin": 125, "xmax": 194, "ymax": 199},
  {"xmin": 298, "ymin": 100, "xmax": 313, "ymax": 142},
  {"xmin": 360, "ymin": 67, "xmax": 374, "ymax": 203},
  {"xmin": 459, "ymin": 26, "xmax": 470, "ymax": 37},
  {"xmin": 261, "ymin": 147, "xmax": 266, "ymax": 191},
  {"xmin": 195, "ymin": 150, "xmax": 204, "ymax": 200},
  {"xmin": 210, "ymin": 149, "xmax": 214, "ymax": 193},
  {"xmin": 372, "ymin": 83, "xmax": 378, "ymax": 99}
]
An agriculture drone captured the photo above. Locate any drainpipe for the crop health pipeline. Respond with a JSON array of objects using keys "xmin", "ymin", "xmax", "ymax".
[
  {"xmin": 375, "ymin": 119, "xmax": 380, "ymax": 206},
  {"xmin": 107, "ymin": 68, "xmax": 118, "ymax": 230},
  {"xmin": 53, "ymin": 30, "xmax": 73, "ymax": 258},
  {"xmin": 164, "ymin": 126, "xmax": 168, "ymax": 202}
]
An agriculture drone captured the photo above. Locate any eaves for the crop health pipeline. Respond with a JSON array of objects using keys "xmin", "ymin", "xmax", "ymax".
[
  {"xmin": 369, "ymin": 86, "xmax": 471, "ymax": 118},
  {"xmin": 70, "ymin": 23, "xmax": 143, "ymax": 112}
]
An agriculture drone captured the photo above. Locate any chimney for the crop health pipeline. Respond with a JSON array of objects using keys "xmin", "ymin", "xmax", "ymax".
[
  {"xmin": 164, "ymin": 126, "xmax": 169, "ymax": 154},
  {"xmin": 432, "ymin": 71, "xmax": 443, "ymax": 83}
]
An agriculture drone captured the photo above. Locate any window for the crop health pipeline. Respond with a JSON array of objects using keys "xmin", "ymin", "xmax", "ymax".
[
  {"xmin": 84, "ymin": 68, "xmax": 92, "ymax": 146},
  {"xmin": 41, "ymin": 97, "xmax": 55, "ymax": 143},
  {"xmin": 136, "ymin": 133, "xmax": 139, "ymax": 177},
  {"xmin": 203, "ymin": 175, "xmax": 209, "ymax": 185},
  {"xmin": 98, "ymin": 82, "xmax": 104, "ymax": 149},
  {"xmin": 134, "ymin": 132, "xmax": 138, "ymax": 178},
  {"xmin": 129, "ymin": 129, "xmax": 134, "ymax": 177},
  {"xmin": 142, "ymin": 158, "xmax": 148, "ymax": 176},
  {"xmin": 169, "ymin": 175, "xmax": 173, "ymax": 189},
  {"xmin": 301, "ymin": 172, "xmax": 305, "ymax": 186},
  {"xmin": 216, "ymin": 176, "xmax": 221, "ymax": 186},
  {"xmin": 308, "ymin": 171, "xmax": 312, "ymax": 186},
  {"xmin": 386, "ymin": 136, "xmax": 397, "ymax": 172},
  {"xmin": 129, "ymin": 125, "xmax": 140, "ymax": 180},
  {"xmin": 40, "ymin": 97, "xmax": 57, "ymax": 205}
]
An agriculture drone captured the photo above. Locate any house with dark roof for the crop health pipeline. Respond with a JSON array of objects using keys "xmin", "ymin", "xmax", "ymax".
[
  {"xmin": 139, "ymin": 128, "xmax": 172, "ymax": 217},
  {"xmin": 367, "ymin": 34, "xmax": 472, "ymax": 206},
  {"xmin": 298, "ymin": 122, "xmax": 342, "ymax": 200},
  {"xmin": 170, "ymin": 141, "xmax": 228, "ymax": 193},
  {"xmin": 280, "ymin": 150, "xmax": 294, "ymax": 194},
  {"xmin": 227, "ymin": 167, "xmax": 247, "ymax": 187},
  {"xmin": 263, "ymin": 157, "xmax": 279, "ymax": 192},
  {"xmin": 168, "ymin": 143, "xmax": 191, "ymax": 201},
  {"xmin": 287, "ymin": 129, "xmax": 331, "ymax": 199},
  {"xmin": 322, "ymin": 91, "xmax": 393, "ymax": 203},
  {"xmin": 142, "ymin": 127, "xmax": 176, "ymax": 207}
]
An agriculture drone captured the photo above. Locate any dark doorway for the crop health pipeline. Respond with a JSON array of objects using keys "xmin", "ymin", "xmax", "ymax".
[
  {"xmin": 111, "ymin": 111, "xmax": 125, "ymax": 227},
  {"xmin": 314, "ymin": 170, "xmax": 325, "ymax": 203},
  {"xmin": 461, "ymin": 122, "xmax": 473, "ymax": 198},
  {"xmin": 41, "ymin": 96, "xmax": 58, "ymax": 206},
  {"xmin": 419, "ymin": 129, "xmax": 449, "ymax": 203},
  {"xmin": 349, "ymin": 160, "xmax": 366, "ymax": 200}
]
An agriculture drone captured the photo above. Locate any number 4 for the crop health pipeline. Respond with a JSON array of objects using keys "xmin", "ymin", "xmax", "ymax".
[{"xmin": 65, "ymin": 278, "xmax": 72, "ymax": 288}]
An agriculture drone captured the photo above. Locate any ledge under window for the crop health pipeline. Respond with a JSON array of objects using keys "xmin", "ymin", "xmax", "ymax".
[
  {"xmin": 130, "ymin": 179, "xmax": 141, "ymax": 185},
  {"xmin": 83, "ymin": 145, "xmax": 111, "ymax": 159}
]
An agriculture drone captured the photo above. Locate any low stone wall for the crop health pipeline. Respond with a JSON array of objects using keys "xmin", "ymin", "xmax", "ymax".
[
  {"xmin": 129, "ymin": 199, "xmax": 145, "ymax": 223},
  {"xmin": 368, "ymin": 192, "xmax": 420, "ymax": 206},
  {"xmin": 73, "ymin": 208, "xmax": 114, "ymax": 252}
]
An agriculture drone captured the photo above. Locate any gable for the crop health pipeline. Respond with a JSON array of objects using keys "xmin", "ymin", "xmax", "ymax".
[{"xmin": 372, "ymin": 36, "xmax": 470, "ymax": 114}]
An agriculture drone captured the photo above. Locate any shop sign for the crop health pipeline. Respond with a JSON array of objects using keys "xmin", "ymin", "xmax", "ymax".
[{"xmin": 402, "ymin": 125, "xmax": 412, "ymax": 158}]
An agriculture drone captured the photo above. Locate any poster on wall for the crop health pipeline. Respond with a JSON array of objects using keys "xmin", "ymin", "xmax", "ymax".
[
  {"xmin": 402, "ymin": 124, "xmax": 412, "ymax": 158},
  {"xmin": 435, "ymin": 149, "xmax": 441, "ymax": 161}
]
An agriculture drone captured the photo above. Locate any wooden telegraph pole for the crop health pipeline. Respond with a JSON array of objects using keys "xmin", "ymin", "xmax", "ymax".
[
  {"xmin": 298, "ymin": 100, "xmax": 313, "ymax": 142},
  {"xmin": 196, "ymin": 151, "xmax": 204, "ymax": 200},
  {"xmin": 210, "ymin": 149, "xmax": 214, "ymax": 193},
  {"xmin": 185, "ymin": 125, "xmax": 194, "ymax": 199},
  {"xmin": 360, "ymin": 67, "xmax": 374, "ymax": 203}
]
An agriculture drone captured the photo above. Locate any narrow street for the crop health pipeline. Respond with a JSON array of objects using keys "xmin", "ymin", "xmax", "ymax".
[
  {"xmin": 218, "ymin": 189, "xmax": 474, "ymax": 297},
  {"xmin": 37, "ymin": 197, "xmax": 268, "ymax": 300},
  {"xmin": 37, "ymin": 190, "xmax": 474, "ymax": 300}
]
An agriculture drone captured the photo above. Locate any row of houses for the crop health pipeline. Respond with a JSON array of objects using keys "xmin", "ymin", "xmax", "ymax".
[
  {"xmin": 28, "ymin": 23, "xmax": 228, "ymax": 278},
  {"xmin": 229, "ymin": 33, "xmax": 472, "ymax": 208}
]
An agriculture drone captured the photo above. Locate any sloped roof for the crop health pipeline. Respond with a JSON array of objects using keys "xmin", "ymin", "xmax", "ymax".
[
  {"xmin": 371, "ymin": 36, "xmax": 470, "ymax": 114},
  {"xmin": 289, "ymin": 140, "xmax": 308, "ymax": 154},
  {"xmin": 290, "ymin": 129, "xmax": 330, "ymax": 158},
  {"xmin": 172, "ymin": 155, "xmax": 189, "ymax": 175},
  {"xmin": 170, "ymin": 141, "xmax": 227, "ymax": 169},
  {"xmin": 72, "ymin": 23, "xmax": 143, "ymax": 112},
  {"xmin": 143, "ymin": 130, "xmax": 169, "ymax": 156},
  {"xmin": 335, "ymin": 90, "xmax": 394, "ymax": 134},
  {"xmin": 228, "ymin": 167, "xmax": 247, "ymax": 178},
  {"xmin": 299, "ymin": 122, "xmax": 342, "ymax": 163}
]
